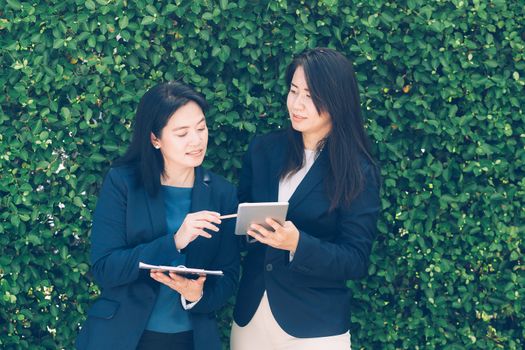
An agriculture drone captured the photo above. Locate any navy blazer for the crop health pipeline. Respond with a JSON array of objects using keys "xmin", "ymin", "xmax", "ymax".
[
  {"xmin": 76, "ymin": 165, "xmax": 239, "ymax": 350},
  {"xmin": 233, "ymin": 131, "xmax": 380, "ymax": 337}
]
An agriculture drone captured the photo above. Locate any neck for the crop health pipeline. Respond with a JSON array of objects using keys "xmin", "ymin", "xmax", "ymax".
[
  {"xmin": 161, "ymin": 165, "xmax": 195, "ymax": 187},
  {"xmin": 302, "ymin": 130, "xmax": 329, "ymax": 150}
]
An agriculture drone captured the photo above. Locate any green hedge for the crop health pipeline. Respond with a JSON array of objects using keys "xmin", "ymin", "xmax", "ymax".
[{"xmin": 1, "ymin": 0, "xmax": 524, "ymax": 348}]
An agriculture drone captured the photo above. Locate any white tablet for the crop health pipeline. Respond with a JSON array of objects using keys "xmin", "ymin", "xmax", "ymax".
[{"xmin": 234, "ymin": 202, "xmax": 289, "ymax": 235}]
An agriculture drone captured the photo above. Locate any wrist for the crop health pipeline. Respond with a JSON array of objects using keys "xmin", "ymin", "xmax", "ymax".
[
  {"xmin": 185, "ymin": 295, "xmax": 198, "ymax": 303},
  {"xmin": 174, "ymin": 233, "xmax": 182, "ymax": 251},
  {"xmin": 184, "ymin": 290, "xmax": 203, "ymax": 303}
]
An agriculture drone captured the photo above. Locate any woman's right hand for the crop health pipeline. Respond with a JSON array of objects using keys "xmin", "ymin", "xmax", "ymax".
[{"xmin": 174, "ymin": 211, "xmax": 221, "ymax": 250}]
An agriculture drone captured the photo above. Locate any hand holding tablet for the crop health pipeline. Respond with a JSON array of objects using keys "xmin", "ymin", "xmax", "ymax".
[
  {"xmin": 219, "ymin": 202, "xmax": 289, "ymax": 235},
  {"xmin": 139, "ymin": 262, "xmax": 223, "ymax": 277}
]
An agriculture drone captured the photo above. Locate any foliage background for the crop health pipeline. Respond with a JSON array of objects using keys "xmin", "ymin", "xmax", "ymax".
[{"xmin": 1, "ymin": 0, "xmax": 524, "ymax": 348}]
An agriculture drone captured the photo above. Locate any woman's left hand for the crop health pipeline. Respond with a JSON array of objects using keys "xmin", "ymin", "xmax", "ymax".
[
  {"xmin": 150, "ymin": 271, "xmax": 206, "ymax": 302},
  {"xmin": 247, "ymin": 218, "xmax": 300, "ymax": 253}
]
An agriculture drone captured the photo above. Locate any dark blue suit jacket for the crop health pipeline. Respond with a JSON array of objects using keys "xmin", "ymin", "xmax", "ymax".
[
  {"xmin": 233, "ymin": 131, "xmax": 380, "ymax": 337},
  {"xmin": 76, "ymin": 165, "xmax": 239, "ymax": 350}
]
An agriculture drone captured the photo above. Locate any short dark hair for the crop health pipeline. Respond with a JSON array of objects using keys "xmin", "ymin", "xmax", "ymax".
[
  {"xmin": 282, "ymin": 47, "xmax": 377, "ymax": 210},
  {"xmin": 115, "ymin": 81, "xmax": 208, "ymax": 195}
]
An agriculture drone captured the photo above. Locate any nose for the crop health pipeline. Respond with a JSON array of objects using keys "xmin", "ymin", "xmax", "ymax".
[
  {"xmin": 291, "ymin": 93, "xmax": 306, "ymax": 111},
  {"xmin": 189, "ymin": 129, "xmax": 204, "ymax": 145}
]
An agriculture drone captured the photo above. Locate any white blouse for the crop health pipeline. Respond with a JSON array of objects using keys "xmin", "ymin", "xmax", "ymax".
[
  {"xmin": 278, "ymin": 149, "xmax": 317, "ymax": 202},
  {"xmin": 278, "ymin": 149, "xmax": 317, "ymax": 261}
]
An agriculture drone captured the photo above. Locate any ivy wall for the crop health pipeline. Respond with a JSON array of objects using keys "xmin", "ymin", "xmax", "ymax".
[{"xmin": 1, "ymin": 0, "xmax": 524, "ymax": 348}]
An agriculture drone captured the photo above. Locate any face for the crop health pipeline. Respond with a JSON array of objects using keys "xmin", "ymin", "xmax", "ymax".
[
  {"xmin": 151, "ymin": 101, "xmax": 208, "ymax": 172},
  {"xmin": 287, "ymin": 65, "xmax": 332, "ymax": 148}
]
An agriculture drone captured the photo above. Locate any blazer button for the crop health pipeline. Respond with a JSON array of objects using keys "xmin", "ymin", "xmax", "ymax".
[{"xmin": 266, "ymin": 264, "xmax": 273, "ymax": 272}]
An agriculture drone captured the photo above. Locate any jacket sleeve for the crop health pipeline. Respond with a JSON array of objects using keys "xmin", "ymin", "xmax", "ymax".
[
  {"xmin": 288, "ymin": 164, "xmax": 381, "ymax": 281},
  {"xmin": 188, "ymin": 185, "xmax": 240, "ymax": 314},
  {"xmin": 90, "ymin": 168, "xmax": 181, "ymax": 289}
]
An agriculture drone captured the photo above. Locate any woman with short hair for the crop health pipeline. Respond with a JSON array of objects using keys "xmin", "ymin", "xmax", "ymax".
[{"xmin": 77, "ymin": 81, "xmax": 239, "ymax": 350}]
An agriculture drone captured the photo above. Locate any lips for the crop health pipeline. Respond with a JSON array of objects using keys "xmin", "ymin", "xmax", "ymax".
[
  {"xmin": 186, "ymin": 149, "xmax": 203, "ymax": 156},
  {"xmin": 291, "ymin": 113, "xmax": 307, "ymax": 122}
]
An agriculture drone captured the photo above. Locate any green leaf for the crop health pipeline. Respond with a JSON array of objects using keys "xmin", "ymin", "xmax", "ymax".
[
  {"xmin": 151, "ymin": 53, "xmax": 160, "ymax": 67},
  {"xmin": 118, "ymin": 16, "xmax": 129, "ymax": 29},
  {"xmin": 61, "ymin": 107, "xmax": 71, "ymax": 120},
  {"xmin": 60, "ymin": 246, "xmax": 69, "ymax": 260},
  {"xmin": 85, "ymin": 0, "xmax": 96, "ymax": 10},
  {"xmin": 90, "ymin": 154, "xmax": 106, "ymax": 162},
  {"xmin": 73, "ymin": 196, "xmax": 84, "ymax": 207},
  {"xmin": 52, "ymin": 38, "xmax": 64, "ymax": 49},
  {"xmin": 484, "ymin": 60, "xmax": 499, "ymax": 68},
  {"xmin": 218, "ymin": 45, "xmax": 231, "ymax": 62},
  {"xmin": 141, "ymin": 16, "xmax": 155, "ymax": 25},
  {"xmin": 7, "ymin": 0, "xmax": 22, "ymax": 10},
  {"xmin": 145, "ymin": 5, "xmax": 158, "ymax": 16},
  {"xmin": 87, "ymin": 35, "xmax": 96, "ymax": 47}
]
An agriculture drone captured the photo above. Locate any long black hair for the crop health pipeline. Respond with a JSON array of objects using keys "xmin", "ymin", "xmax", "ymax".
[
  {"xmin": 114, "ymin": 81, "xmax": 208, "ymax": 195},
  {"xmin": 282, "ymin": 47, "xmax": 376, "ymax": 210}
]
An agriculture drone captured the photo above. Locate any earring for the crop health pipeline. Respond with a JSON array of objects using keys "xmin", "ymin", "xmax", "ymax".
[{"xmin": 154, "ymin": 144, "xmax": 160, "ymax": 149}]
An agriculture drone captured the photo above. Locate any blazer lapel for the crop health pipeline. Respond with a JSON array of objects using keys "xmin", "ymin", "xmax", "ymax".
[
  {"xmin": 261, "ymin": 136, "xmax": 288, "ymax": 202},
  {"xmin": 185, "ymin": 167, "xmax": 212, "ymax": 266},
  {"xmin": 145, "ymin": 187, "xmax": 167, "ymax": 239},
  {"xmin": 287, "ymin": 148, "xmax": 328, "ymax": 212},
  {"xmin": 190, "ymin": 166, "xmax": 212, "ymax": 212},
  {"xmin": 267, "ymin": 138, "xmax": 288, "ymax": 202}
]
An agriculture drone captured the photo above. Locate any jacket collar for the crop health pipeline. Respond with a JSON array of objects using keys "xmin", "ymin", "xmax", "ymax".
[
  {"xmin": 186, "ymin": 166, "xmax": 213, "ymax": 265},
  {"xmin": 145, "ymin": 183, "xmax": 166, "ymax": 241},
  {"xmin": 287, "ymin": 148, "xmax": 327, "ymax": 212},
  {"xmin": 268, "ymin": 138, "xmax": 328, "ymax": 213},
  {"xmin": 145, "ymin": 166, "xmax": 212, "ymax": 240},
  {"xmin": 268, "ymin": 142, "xmax": 287, "ymax": 202},
  {"xmin": 190, "ymin": 166, "xmax": 212, "ymax": 212}
]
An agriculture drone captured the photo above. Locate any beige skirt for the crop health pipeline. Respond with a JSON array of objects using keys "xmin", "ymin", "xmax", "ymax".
[{"xmin": 230, "ymin": 292, "xmax": 351, "ymax": 350}]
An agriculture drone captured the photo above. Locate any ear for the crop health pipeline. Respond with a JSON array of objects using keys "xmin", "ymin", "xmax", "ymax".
[{"xmin": 150, "ymin": 132, "xmax": 160, "ymax": 149}]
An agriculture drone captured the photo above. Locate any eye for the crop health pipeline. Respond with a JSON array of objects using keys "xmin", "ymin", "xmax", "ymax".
[
  {"xmin": 175, "ymin": 132, "xmax": 188, "ymax": 137},
  {"xmin": 289, "ymin": 88, "xmax": 297, "ymax": 94}
]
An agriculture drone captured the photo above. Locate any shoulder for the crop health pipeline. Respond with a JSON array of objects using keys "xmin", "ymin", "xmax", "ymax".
[
  {"xmin": 106, "ymin": 164, "xmax": 138, "ymax": 183},
  {"xmin": 254, "ymin": 129, "xmax": 287, "ymax": 143},
  {"xmin": 206, "ymin": 169, "xmax": 235, "ymax": 191},
  {"xmin": 249, "ymin": 129, "xmax": 288, "ymax": 153},
  {"xmin": 358, "ymin": 156, "xmax": 380, "ymax": 186},
  {"xmin": 102, "ymin": 164, "xmax": 141, "ymax": 193},
  {"xmin": 202, "ymin": 168, "xmax": 238, "ymax": 207},
  {"xmin": 200, "ymin": 167, "xmax": 236, "ymax": 197}
]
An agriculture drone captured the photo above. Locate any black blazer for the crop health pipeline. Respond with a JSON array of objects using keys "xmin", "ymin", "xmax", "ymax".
[
  {"xmin": 233, "ymin": 131, "xmax": 380, "ymax": 337},
  {"xmin": 76, "ymin": 165, "xmax": 239, "ymax": 350}
]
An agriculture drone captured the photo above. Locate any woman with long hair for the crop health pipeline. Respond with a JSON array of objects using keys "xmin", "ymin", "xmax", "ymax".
[{"xmin": 231, "ymin": 48, "xmax": 380, "ymax": 349}]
